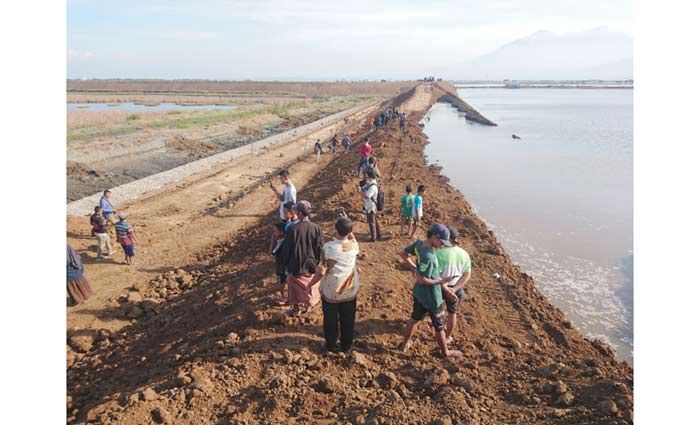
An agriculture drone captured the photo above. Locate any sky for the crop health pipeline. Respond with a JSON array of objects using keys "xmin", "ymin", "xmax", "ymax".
[{"xmin": 67, "ymin": 0, "xmax": 633, "ymax": 80}]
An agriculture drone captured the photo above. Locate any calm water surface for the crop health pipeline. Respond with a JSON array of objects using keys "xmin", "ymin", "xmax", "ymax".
[
  {"xmin": 423, "ymin": 88, "xmax": 633, "ymax": 361},
  {"xmin": 67, "ymin": 102, "xmax": 238, "ymax": 112}
]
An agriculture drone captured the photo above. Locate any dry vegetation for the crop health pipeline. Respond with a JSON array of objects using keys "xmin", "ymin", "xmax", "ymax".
[{"xmin": 67, "ymin": 80, "xmax": 415, "ymax": 98}]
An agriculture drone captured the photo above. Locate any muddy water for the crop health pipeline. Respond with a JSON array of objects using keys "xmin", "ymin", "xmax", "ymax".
[{"xmin": 424, "ymin": 88, "xmax": 633, "ymax": 361}]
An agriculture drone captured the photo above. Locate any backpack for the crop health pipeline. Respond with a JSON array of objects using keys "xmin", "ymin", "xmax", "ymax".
[{"xmin": 367, "ymin": 183, "xmax": 385, "ymax": 212}]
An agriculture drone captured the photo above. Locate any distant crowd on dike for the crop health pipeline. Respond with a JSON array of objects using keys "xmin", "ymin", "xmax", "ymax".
[{"xmin": 67, "ymin": 105, "xmax": 472, "ymax": 359}]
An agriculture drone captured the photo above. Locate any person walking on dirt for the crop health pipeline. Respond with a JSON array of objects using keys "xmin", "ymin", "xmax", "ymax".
[
  {"xmin": 373, "ymin": 115, "xmax": 381, "ymax": 131},
  {"xmin": 308, "ymin": 217, "xmax": 361, "ymax": 353},
  {"xmin": 409, "ymin": 185, "xmax": 426, "ymax": 238},
  {"xmin": 436, "ymin": 226, "xmax": 472, "ymax": 344},
  {"xmin": 115, "ymin": 212, "xmax": 137, "ymax": 265},
  {"xmin": 100, "ymin": 190, "xmax": 118, "ymax": 236},
  {"xmin": 67, "ymin": 244, "xmax": 93, "ymax": 305},
  {"xmin": 314, "ymin": 139, "xmax": 323, "ymax": 162},
  {"xmin": 269, "ymin": 169, "xmax": 297, "ymax": 221},
  {"xmin": 342, "ymin": 134, "xmax": 351, "ymax": 154},
  {"xmin": 90, "ymin": 206, "xmax": 115, "ymax": 260},
  {"xmin": 398, "ymin": 224, "xmax": 462, "ymax": 358},
  {"xmin": 400, "ymin": 112, "xmax": 407, "ymax": 132},
  {"xmin": 330, "ymin": 134, "xmax": 339, "ymax": 156},
  {"xmin": 282, "ymin": 200, "xmax": 324, "ymax": 316},
  {"xmin": 361, "ymin": 169, "xmax": 382, "ymax": 242},
  {"xmin": 363, "ymin": 156, "xmax": 381, "ymax": 181},
  {"xmin": 357, "ymin": 138, "xmax": 373, "ymax": 176},
  {"xmin": 399, "ymin": 185, "xmax": 415, "ymax": 236}
]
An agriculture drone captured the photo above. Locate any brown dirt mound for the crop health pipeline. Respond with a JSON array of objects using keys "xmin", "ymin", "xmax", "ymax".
[
  {"xmin": 166, "ymin": 135, "xmax": 219, "ymax": 154},
  {"xmin": 66, "ymin": 97, "xmax": 632, "ymax": 424},
  {"xmin": 67, "ymin": 161, "xmax": 99, "ymax": 177}
]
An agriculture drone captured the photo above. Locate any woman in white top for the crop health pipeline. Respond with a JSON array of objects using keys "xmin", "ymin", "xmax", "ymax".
[{"xmin": 309, "ymin": 217, "xmax": 361, "ymax": 352}]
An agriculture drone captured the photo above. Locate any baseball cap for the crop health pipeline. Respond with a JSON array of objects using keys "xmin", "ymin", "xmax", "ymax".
[{"xmin": 430, "ymin": 224, "xmax": 452, "ymax": 247}]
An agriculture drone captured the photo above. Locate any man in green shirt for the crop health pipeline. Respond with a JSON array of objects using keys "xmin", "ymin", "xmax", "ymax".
[
  {"xmin": 399, "ymin": 185, "xmax": 414, "ymax": 236},
  {"xmin": 398, "ymin": 224, "xmax": 462, "ymax": 358},
  {"xmin": 436, "ymin": 226, "xmax": 472, "ymax": 343}
]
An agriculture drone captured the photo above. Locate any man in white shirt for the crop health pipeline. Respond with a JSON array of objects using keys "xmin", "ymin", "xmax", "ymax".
[
  {"xmin": 360, "ymin": 169, "xmax": 381, "ymax": 242},
  {"xmin": 269, "ymin": 169, "xmax": 296, "ymax": 221},
  {"xmin": 309, "ymin": 217, "xmax": 360, "ymax": 352}
]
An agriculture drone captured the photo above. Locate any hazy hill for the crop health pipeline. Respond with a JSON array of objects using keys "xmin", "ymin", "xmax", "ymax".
[{"xmin": 441, "ymin": 27, "xmax": 633, "ymax": 80}]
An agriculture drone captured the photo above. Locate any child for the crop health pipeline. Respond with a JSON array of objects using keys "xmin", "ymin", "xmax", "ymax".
[
  {"xmin": 398, "ymin": 224, "xmax": 461, "ymax": 358},
  {"xmin": 114, "ymin": 212, "xmax": 137, "ymax": 265},
  {"xmin": 409, "ymin": 184, "xmax": 425, "ymax": 238},
  {"xmin": 400, "ymin": 185, "xmax": 414, "ymax": 236},
  {"xmin": 314, "ymin": 139, "xmax": 323, "ymax": 162},
  {"xmin": 271, "ymin": 222, "xmax": 287, "ymax": 303},
  {"xmin": 309, "ymin": 217, "xmax": 361, "ymax": 353}
]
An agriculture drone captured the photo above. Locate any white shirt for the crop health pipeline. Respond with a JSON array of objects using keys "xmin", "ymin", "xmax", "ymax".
[
  {"xmin": 362, "ymin": 179, "xmax": 378, "ymax": 214},
  {"xmin": 279, "ymin": 182, "xmax": 297, "ymax": 220},
  {"xmin": 320, "ymin": 238, "xmax": 361, "ymax": 302}
]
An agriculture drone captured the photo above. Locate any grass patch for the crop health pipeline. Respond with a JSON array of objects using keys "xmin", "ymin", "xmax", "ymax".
[{"xmin": 67, "ymin": 97, "xmax": 372, "ymax": 142}]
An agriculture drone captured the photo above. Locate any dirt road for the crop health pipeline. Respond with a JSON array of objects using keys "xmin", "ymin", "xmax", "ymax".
[
  {"xmin": 67, "ymin": 84, "xmax": 632, "ymax": 425},
  {"xmin": 67, "ymin": 100, "xmax": 381, "ymax": 332}
]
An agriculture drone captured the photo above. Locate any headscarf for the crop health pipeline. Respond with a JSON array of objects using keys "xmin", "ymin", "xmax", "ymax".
[{"xmin": 67, "ymin": 244, "xmax": 83, "ymax": 271}]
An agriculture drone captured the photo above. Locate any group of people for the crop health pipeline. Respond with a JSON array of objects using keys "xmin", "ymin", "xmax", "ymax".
[
  {"xmin": 68, "ymin": 106, "xmax": 473, "ymax": 358},
  {"xmin": 66, "ymin": 190, "xmax": 138, "ymax": 305},
  {"xmin": 314, "ymin": 133, "xmax": 352, "ymax": 162},
  {"xmin": 371, "ymin": 107, "xmax": 406, "ymax": 132},
  {"xmin": 268, "ymin": 109, "xmax": 472, "ymax": 357},
  {"xmin": 268, "ymin": 168, "xmax": 362, "ymax": 352}
]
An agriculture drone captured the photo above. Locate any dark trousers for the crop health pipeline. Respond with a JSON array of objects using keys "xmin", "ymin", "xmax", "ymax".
[
  {"xmin": 366, "ymin": 212, "xmax": 382, "ymax": 241},
  {"xmin": 322, "ymin": 297, "xmax": 357, "ymax": 352}
]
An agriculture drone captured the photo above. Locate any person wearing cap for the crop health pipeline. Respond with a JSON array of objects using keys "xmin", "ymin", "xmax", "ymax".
[
  {"xmin": 269, "ymin": 170, "xmax": 297, "ymax": 221},
  {"xmin": 114, "ymin": 212, "xmax": 137, "ymax": 265},
  {"xmin": 90, "ymin": 206, "xmax": 115, "ymax": 260},
  {"xmin": 398, "ymin": 224, "xmax": 462, "ymax": 358},
  {"xmin": 360, "ymin": 168, "xmax": 382, "ymax": 242},
  {"xmin": 436, "ymin": 226, "xmax": 472, "ymax": 344},
  {"xmin": 308, "ymin": 217, "xmax": 361, "ymax": 352},
  {"xmin": 282, "ymin": 200, "xmax": 324, "ymax": 316}
]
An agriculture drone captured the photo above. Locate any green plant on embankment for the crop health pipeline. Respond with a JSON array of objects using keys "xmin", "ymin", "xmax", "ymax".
[{"xmin": 126, "ymin": 114, "xmax": 140, "ymax": 121}]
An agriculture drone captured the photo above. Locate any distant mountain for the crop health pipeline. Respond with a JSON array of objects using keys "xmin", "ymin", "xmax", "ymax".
[{"xmin": 440, "ymin": 27, "xmax": 633, "ymax": 80}]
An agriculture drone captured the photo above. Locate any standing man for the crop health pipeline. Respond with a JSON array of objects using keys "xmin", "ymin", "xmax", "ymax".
[
  {"xmin": 436, "ymin": 226, "xmax": 472, "ymax": 344},
  {"xmin": 400, "ymin": 112, "xmax": 407, "ymax": 132},
  {"xmin": 282, "ymin": 201, "xmax": 324, "ymax": 316},
  {"xmin": 100, "ymin": 190, "xmax": 118, "ymax": 237},
  {"xmin": 90, "ymin": 206, "xmax": 115, "ymax": 260},
  {"xmin": 361, "ymin": 169, "xmax": 382, "ymax": 242},
  {"xmin": 398, "ymin": 224, "xmax": 461, "ymax": 358},
  {"xmin": 330, "ymin": 134, "xmax": 339, "ymax": 156},
  {"xmin": 342, "ymin": 134, "xmax": 351, "ymax": 154},
  {"xmin": 357, "ymin": 138, "xmax": 373, "ymax": 176},
  {"xmin": 269, "ymin": 169, "xmax": 297, "ymax": 221},
  {"xmin": 409, "ymin": 184, "xmax": 426, "ymax": 238},
  {"xmin": 309, "ymin": 217, "xmax": 361, "ymax": 353}
]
